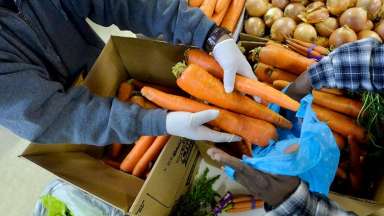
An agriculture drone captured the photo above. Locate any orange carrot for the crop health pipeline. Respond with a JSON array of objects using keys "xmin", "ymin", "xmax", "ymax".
[
  {"xmin": 287, "ymin": 40, "xmax": 323, "ymax": 59},
  {"xmin": 255, "ymin": 63, "xmax": 297, "ymax": 83},
  {"xmin": 189, "ymin": 0, "xmax": 204, "ymax": 7},
  {"xmin": 221, "ymin": 0, "xmax": 245, "ymax": 32},
  {"xmin": 333, "ymin": 131, "xmax": 346, "ymax": 150},
  {"xmin": 111, "ymin": 143, "xmax": 123, "ymax": 158},
  {"xmin": 132, "ymin": 136, "xmax": 170, "ymax": 177},
  {"xmin": 131, "ymin": 79, "xmax": 182, "ymax": 95},
  {"xmin": 102, "ymin": 159, "xmax": 121, "ymax": 170},
  {"xmin": 232, "ymin": 195, "xmax": 254, "ymax": 203},
  {"xmin": 173, "ymin": 63, "xmax": 292, "ymax": 128},
  {"xmin": 312, "ymin": 105, "xmax": 366, "ymax": 142},
  {"xmin": 186, "ymin": 49, "xmax": 300, "ymax": 111},
  {"xmin": 257, "ymin": 44, "xmax": 316, "ymax": 75},
  {"xmin": 320, "ymin": 88, "xmax": 344, "ymax": 96},
  {"xmin": 142, "ymin": 86, "xmax": 277, "ymax": 146},
  {"xmin": 272, "ymin": 80, "xmax": 291, "ymax": 90},
  {"xmin": 287, "ymin": 38, "xmax": 330, "ymax": 55},
  {"xmin": 212, "ymin": 4, "xmax": 230, "ymax": 25},
  {"xmin": 118, "ymin": 81, "xmax": 133, "ymax": 102},
  {"xmin": 313, "ymin": 90, "xmax": 363, "ymax": 118},
  {"xmin": 232, "ymin": 200, "xmax": 264, "ymax": 209},
  {"xmin": 120, "ymin": 136, "xmax": 156, "ymax": 173},
  {"xmin": 130, "ymin": 95, "xmax": 157, "ymax": 109},
  {"xmin": 200, "ymin": 0, "xmax": 217, "ymax": 18},
  {"xmin": 215, "ymin": 0, "xmax": 231, "ymax": 13}
]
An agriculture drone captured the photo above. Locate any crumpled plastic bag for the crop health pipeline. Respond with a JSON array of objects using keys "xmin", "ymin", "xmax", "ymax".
[
  {"xmin": 225, "ymin": 94, "xmax": 340, "ymax": 195},
  {"xmin": 34, "ymin": 179, "xmax": 124, "ymax": 216}
]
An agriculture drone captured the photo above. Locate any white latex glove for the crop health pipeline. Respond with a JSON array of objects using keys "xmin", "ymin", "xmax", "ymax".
[
  {"xmin": 213, "ymin": 38, "xmax": 257, "ymax": 93},
  {"xmin": 166, "ymin": 110, "xmax": 241, "ymax": 143}
]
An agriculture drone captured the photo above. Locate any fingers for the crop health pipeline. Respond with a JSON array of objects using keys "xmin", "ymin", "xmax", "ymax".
[
  {"xmin": 223, "ymin": 66, "xmax": 237, "ymax": 93},
  {"xmin": 190, "ymin": 110, "xmax": 220, "ymax": 126},
  {"xmin": 198, "ymin": 126, "xmax": 241, "ymax": 143},
  {"xmin": 207, "ymin": 147, "xmax": 245, "ymax": 171},
  {"xmin": 238, "ymin": 58, "xmax": 257, "ymax": 80}
]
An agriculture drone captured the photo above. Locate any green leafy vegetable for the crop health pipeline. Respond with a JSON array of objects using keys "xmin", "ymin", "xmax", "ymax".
[
  {"xmin": 41, "ymin": 195, "xmax": 74, "ymax": 216},
  {"xmin": 171, "ymin": 168, "xmax": 220, "ymax": 216}
]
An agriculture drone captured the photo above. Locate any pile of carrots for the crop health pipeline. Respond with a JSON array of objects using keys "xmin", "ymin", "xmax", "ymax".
[
  {"xmin": 245, "ymin": 38, "xmax": 366, "ymax": 194},
  {"xmin": 102, "ymin": 80, "xmax": 171, "ymax": 179},
  {"xmin": 188, "ymin": 0, "xmax": 245, "ymax": 32},
  {"xmin": 214, "ymin": 193, "xmax": 264, "ymax": 214}
]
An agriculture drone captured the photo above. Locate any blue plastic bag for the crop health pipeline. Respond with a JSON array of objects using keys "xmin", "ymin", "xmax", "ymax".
[{"xmin": 225, "ymin": 94, "xmax": 340, "ymax": 196}]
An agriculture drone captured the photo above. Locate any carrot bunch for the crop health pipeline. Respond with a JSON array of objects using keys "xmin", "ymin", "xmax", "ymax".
[
  {"xmin": 102, "ymin": 80, "xmax": 171, "ymax": 179},
  {"xmin": 216, "ymin": 194, "xmax": 264, "ymax": 214},
  {"xmin": 286, "ymin": 38, "xmax": 329, "ymax": 61},
  {"xmin": 188, "ymin": 0, "xmax": 245, "ymax": 32}
]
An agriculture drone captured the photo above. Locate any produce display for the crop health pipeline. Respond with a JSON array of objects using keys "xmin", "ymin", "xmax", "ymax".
[{"xmin": 243, "ymin": 0, "xmax": 384, "ymax": 48}]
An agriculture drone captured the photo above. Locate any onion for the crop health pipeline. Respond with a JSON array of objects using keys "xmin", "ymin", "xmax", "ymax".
[
  {"xmin": 315, "ymin": 17, "xmax": 339, "ymax": 37},
  {"xmin": 327, "ymin": 0, "xmax": 351, "ymax": 15},
  {"xmin": 364, "ymin": 20, "xmax": 374, "ymax": 30},
  {"xmin": 329, "ymin": 26, "xmax": 357, "ymax": 47},
  {"xmin": 316, "ymin": 36, "xmax": 330, "ymax": 47},
  {"xmin": 349, "ymin": 0, "xmax": 358, "ymax": 7},
  {"xmin": 374, "ymin": 19, "xmax": 384, "ymax": 40},
  {"xmin": 356, "ymin": 0, "xmax": 382, "ymax": 19},
  {"xmin": 246, "ymin": 0, "xmax": 270, "ymax": 17},
  {"xmin": 294, "ymin": 23, "xmax": 318, "ymax": 42},
  {"xmin": 299, "ymin": 6, "xmax": 330, "ymax": 23},
  {"xmin": 284, "ymin": 3, "xmax": 306, "ymax": 22},
  {"xmin": 358, "ymin": 30, "xmax": 383, "ymax": 42},
  {"xmin": 291, "ymin": 0, "xmax": 310, "ymax": 6},
  {"xmin": 245, "ymin": 17, "xmax": 266, "ymax": 36},
  {"xmin": 270, "ymin": 17, "xmax": 297, "ymax": 41},
  {"xmin": 307, "ymin": 1, "xmax": 325, "ymax": 13},
  {"xmin": 272, "ymin": 0, "xmax": 289, "ymax": 9},
  {"xmin": 339, "ymin": 7, "xmax": 368, "ymax": 32},
  {"xmin": 264, "ymin": 7, "xmax": 284, "ymax": 27}
]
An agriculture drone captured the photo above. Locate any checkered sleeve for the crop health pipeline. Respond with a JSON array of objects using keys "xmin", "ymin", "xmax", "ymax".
[
  {"xmin": 308, "ymin": 38, "xmax": 384, "ymax": 91},
  {"xmin": 265, "ymin": 182, "xmax": 357, "ymax": 216}
]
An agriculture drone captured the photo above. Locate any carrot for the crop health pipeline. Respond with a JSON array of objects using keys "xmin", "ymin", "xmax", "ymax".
[
  {"xmin": 313, "ymin": 90, "xmax": 363, "ymax": 118},
  {"xmin": 272, "ymin": 80, "xmax": 291, "ymax": 91},
  {"xmin": 130, "ymin": 95, "xmax": 157, "ymax": 109},
  {"xmin": 257, "ymin": 44, "xmax": 316, "ymax": 75},
  {"xmin": 287, "ymin": 40, "xmax": 323, "ymax": 59},
  {"xmin": 312, "ymin": 105, "xmax": 366, "ymax": 142},
  {"xmin": 232, "ymin": 200, "xmax": 263, "ymax": 209},
  {"xmin": 118, "ymin": 81, "xmax": 134, "ymax": 102},
  {"xmin": 200, "ymin": 0, "xmax": 217, "ymax": 18},
  {"xmin": 221, "ymin": 0, "xmax": 245, "ymax": 32},
  {"xmin": 287, "ymin": 38, "xmax": 330, "ymax": 55},
  {"xmin": 141, "ymin": 86, "xmax": 277, "ymax": 146},
  {"xmin": 226, "ymin": 208, "xmax": 253, "ymax": 213},
  {"xmin": 132, "ymin": 136, "xmax": 170, "ymax": 177},
  {"xmin": 320, "ymin": 88, "xmax": 344, "ymax": 96},
  {"xmin": 333, "ymin": 132, "xmax": 346, "ymax": 150},
  {"xmin": 189, "ymin": 0, "xmax": 204, "ymax": 7},
  {"xmin": 232, "ymin": 195, "xmax": 254, "ymax": 203},
  {"xmin": 255, "ymin": 63, "xmax": 297, "ymax": 83},
  {"xmin": 348, "ymin": 136, "xmax": 363, "ymax": 193},
  {"xmin": 173, "ymin": 63, "xmax": 292, "ymax": 128},
  {"xmin": 120, "ymin": 136, "xmax": 156, "ymax": 173},
  {"xmin": 215, "ymin": 0, "xmax": 231, "ymax": 13},
  {"xmin": 212, "ymin": 6, "xmax": 229, "ymax": 25},
  {"xmin": 102, "ymin": 159, "xmax": 121, "ymax": 170},
  {"xmin": 131, "ymin": 79, "xmax": 182, "ymax": 95},
  {"xmin": 186, "ymin": 49, "xmax": 300, "ymax": 111},
  {"xmin": 111, "ymin": 143, "xmax": 123, "ymax": 158}
]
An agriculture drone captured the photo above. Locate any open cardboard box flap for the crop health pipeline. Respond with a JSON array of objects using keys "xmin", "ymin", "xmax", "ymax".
[{"xmin": 20, "ymin": 36, "xmax": 384, "ymax": 216}]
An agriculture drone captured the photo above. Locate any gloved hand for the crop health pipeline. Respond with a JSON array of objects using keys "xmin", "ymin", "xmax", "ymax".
[
  {"xmin": 166, "ymin": 110, "xmax": 241, "ymax": 143},
  {"xmin": 213, "ymin": 38, "xmax": 257, "ymax": 93},
  {"xmin": 286, "ymin": 71, "xmax": 313, "ymax": 102},
  {"xmin": 207, "ymin": 147, "xmax": 300, "ymax": 208}
]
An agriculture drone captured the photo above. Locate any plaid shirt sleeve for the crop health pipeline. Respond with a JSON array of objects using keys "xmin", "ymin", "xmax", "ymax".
[
  {"xmin": 265, "ymin": 182, "xmax": 357, "ymax": 216},
  {"xmin": 308, "ymin": 38, "xmax": 384, "ymax": 91}
]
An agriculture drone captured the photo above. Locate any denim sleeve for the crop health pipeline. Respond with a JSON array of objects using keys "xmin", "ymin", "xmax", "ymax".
[
  {"xmin": 0, "ymin": 65, "xmax": 167, "ymax": 146},
  {"xmin": 65, "ymin": 0, "xmax": 215, "ymax": 48}
]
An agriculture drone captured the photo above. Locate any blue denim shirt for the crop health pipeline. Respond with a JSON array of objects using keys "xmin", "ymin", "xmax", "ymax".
[{"xmin": 0, "ymin": 0, "xmax": 214, "ymax": 145}]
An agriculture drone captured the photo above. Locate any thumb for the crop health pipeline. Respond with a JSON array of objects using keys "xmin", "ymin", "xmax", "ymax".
[
  {"xmin": 223, "ymin": 66, "xmax": 237, "ymax": 93},
  {"xmin": 190, "ymin": 110, "xmax": 220, "ymax": 127},
  {"xmin": 238, "ymin": 58, "xmax": 257, "ymax": 80}
]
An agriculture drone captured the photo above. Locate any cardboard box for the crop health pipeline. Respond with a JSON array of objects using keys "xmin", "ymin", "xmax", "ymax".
[{"xmin": 20, "ymin": 36, "xmax": 384, "ymax": 216}]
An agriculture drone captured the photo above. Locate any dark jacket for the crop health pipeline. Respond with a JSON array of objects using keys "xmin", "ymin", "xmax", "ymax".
[{"xmin": 0, "ymin": 0, "xmax": 214, "ymax": 145}]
